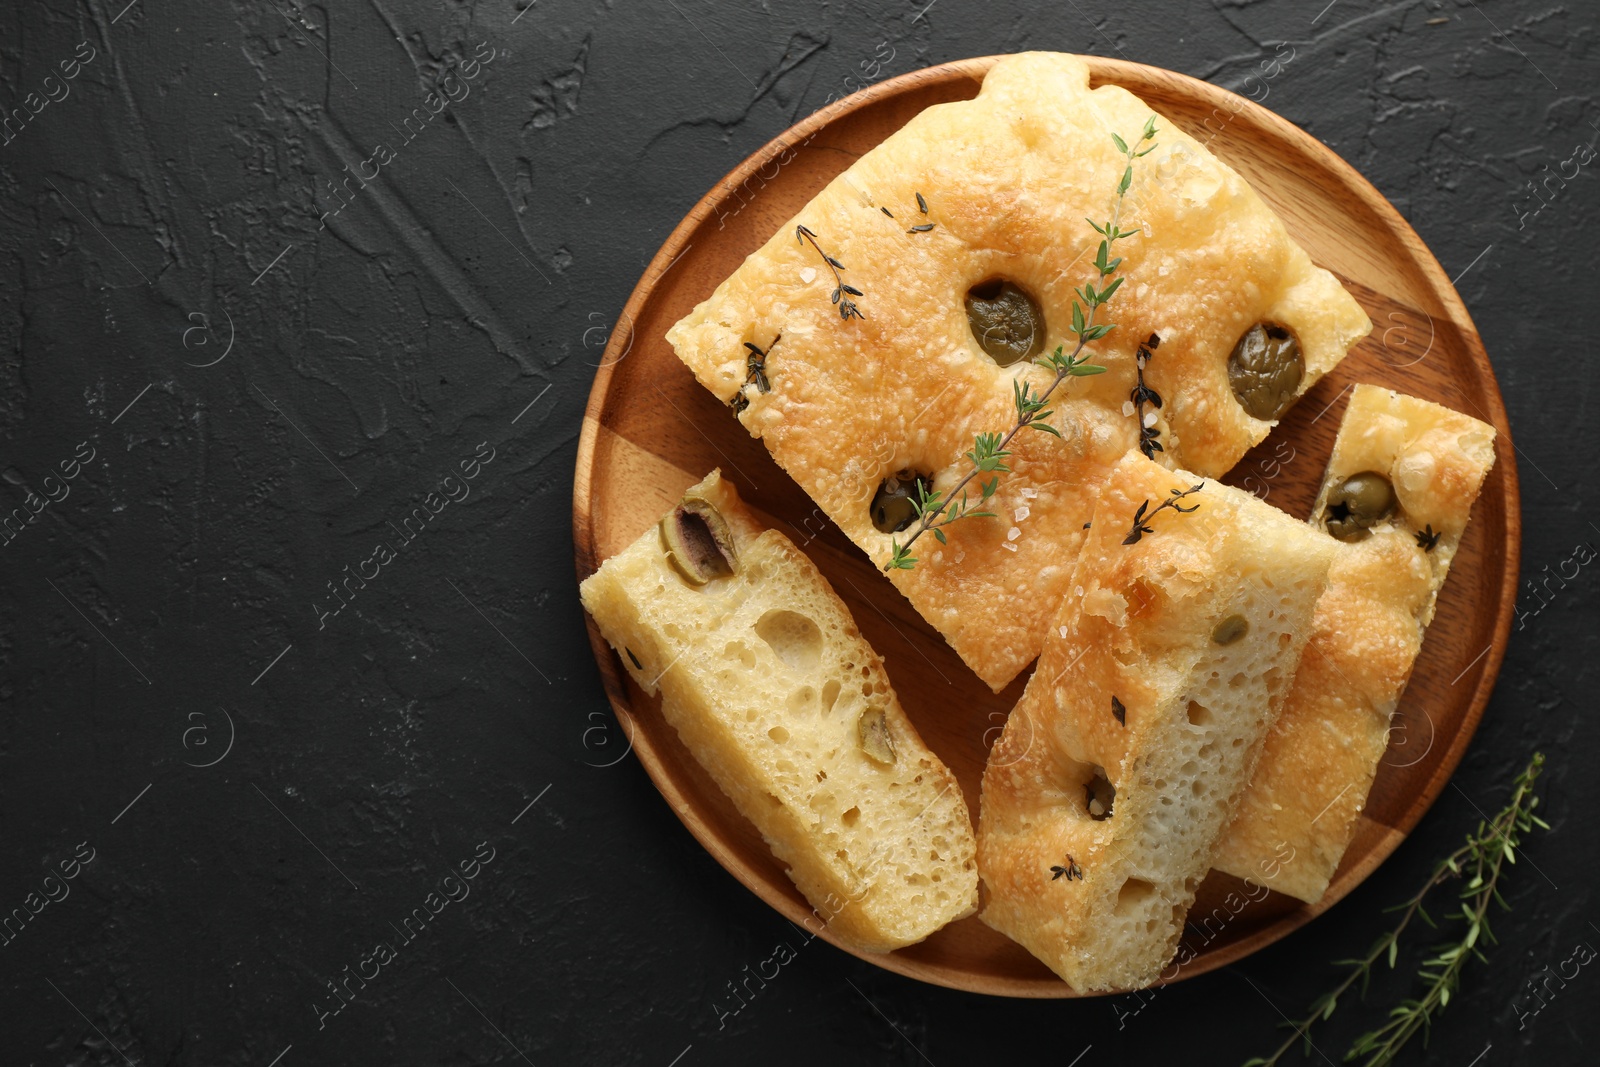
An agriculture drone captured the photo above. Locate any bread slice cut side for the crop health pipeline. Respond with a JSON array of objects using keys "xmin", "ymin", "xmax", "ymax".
[
  {"xmin": 579, "ymin": 470, "xmax": 978, "ymax": 951},
  {"xmin": 978, "ymin": 452, "xmax": 1335, "ymax": 991}
]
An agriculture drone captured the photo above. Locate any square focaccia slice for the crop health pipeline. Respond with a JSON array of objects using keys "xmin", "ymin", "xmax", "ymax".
[
  {"xmin": 977, "ymin": 452, "xmax": 1335, "ymax": 991},
  {"xmin": 579, "ymin": 470, "xmax": 977, "ymax": 952},
  {"xmin": 668, "ymin": 51, "xmax": 1369, "ymax": 691},
  {"xmin": 1211, "ymin": 385, "xmax": 1496, "ymax": 903}
]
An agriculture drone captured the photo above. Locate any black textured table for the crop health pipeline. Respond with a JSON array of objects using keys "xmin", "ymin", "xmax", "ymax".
[{"xmin": 3, "ymin": 2, "xmax": 1596, "ymax": 1064}]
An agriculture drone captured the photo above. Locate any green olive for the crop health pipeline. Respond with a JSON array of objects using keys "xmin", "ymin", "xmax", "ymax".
[
  {"xmin": 1085, "ymin": 769, "xmax": 1115, "ymax": 821},
  {"xmin": 1228, "ymin": 322, "xmax": 1304, "ymax": 421},
  {"xmin": 1212, "ymin": 614, "xmax": 1250, "ymax": 645},
  {"xmin": 857, "ymin": 707, "xmax": 897, "ymax": 765},
  {"xmin": 1323, "ymin": 471, "xmax": 1397, "ymax": 543},
  {"xmin": 870, "ymin": 470, "xmax": 928, "ymax": 534},
  {"xmin": 659, "ymin": 496, "xmax": 738, "ymax": 585},
  {"xmin": 965, "ymin": 280, "xmax": 1045, "ymax": 366}
]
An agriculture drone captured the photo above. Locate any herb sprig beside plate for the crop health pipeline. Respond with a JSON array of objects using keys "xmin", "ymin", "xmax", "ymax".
[{"xmin": 1244, "ymin": 751, "xmax": 1549, "ymax": 1067}]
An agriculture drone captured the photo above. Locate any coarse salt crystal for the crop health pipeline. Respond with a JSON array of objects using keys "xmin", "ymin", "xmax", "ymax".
[
  {"xmin": 1007, "ymin": 526, "xmax": 1021, "ymax": 541},
  {"xmin": 1122, "ymin": 400, "xmax": 1135, "ymax": 417},
  {"xmin": 1144, "ymin": 411, "xmax": 1158, "ymax": 427},
  {"xmin": 800, "ymin": 266, "xmax": 817, "ymax": 283},
  {"xmin": 1001, "ymin": 542, "xmax": 1018, "ymax": 552},
  {"xmin": 1014, "ymin": 506, "xmax": 1031, "ymax": 522},
  {"xmin": 1020, "ymin": 487, "xmax": 1037, "ymax": 499}
]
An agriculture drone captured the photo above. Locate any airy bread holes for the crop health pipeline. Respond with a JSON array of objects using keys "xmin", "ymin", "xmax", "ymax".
[
  {"xmin": 1185, "ymin": 700, "xmax": 1213, "ymax": 727},
  {"xmin": 755, "ymin": 609, "xmax": 823, "ymax": 672},
  {"xmin": 1114, "ymin": 878, "xmax": 1157, "ymax": 918}
]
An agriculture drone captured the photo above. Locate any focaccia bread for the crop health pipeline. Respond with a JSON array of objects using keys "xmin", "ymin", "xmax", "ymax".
[
  {"xmin": 668, "ymin": 51, "xmax": 1368, "ymax": 691},
  {"xmin": 579, "ymin": 470, "xmax": 978, "ymax": 951},
  {"xmin": 978, "ymin": 453, "xmax": 1335, "ymax": 991},
  {"xmin": 1212, "ymin": 385, "xmax": 1496, "ymax": 902}
]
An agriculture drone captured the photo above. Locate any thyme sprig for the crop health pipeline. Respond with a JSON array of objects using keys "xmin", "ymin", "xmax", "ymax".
[
  {"xmin": 884, "ymin": 119, "xmax": 1158, "ymax": 572},
  {"xmin": 731, "ymin": 337, "xmax": 778, "ymax": 414},
  {"xmin": 744, "ymin": 337, "xmax": 776, "ymax": 393},
  {"xmin": 1121, "ymin": 484, "xmax": 1203, "ymax": 545},
  {"xmin": 795, "ymin": 224, "xmax": 863, "ymax": 320},
  {"xmin": 1244, "ymin": 751, "xmax": 1550, "ymax": 1067},
  {"xmin": 1131, "ymin": 332, "xmax": 1164, "ymax": 459},
  {"xmin": 1051, "ymin": 855, "xmax": 1084, "ymax": 881}
]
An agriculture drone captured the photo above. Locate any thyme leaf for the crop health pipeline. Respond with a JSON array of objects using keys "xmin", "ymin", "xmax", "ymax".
[
  {"xmin": 731, "ymin": 335, "xmax": 780, "ymax": 413},
  {"xmin": 1050, "ymin": 855, "xmax": 1084, "ymax": 881}
]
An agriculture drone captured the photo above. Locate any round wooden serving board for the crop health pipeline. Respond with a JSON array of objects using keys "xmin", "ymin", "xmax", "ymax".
[{"xmin": 571, "ymin": 55, "xmax": 1520, "ymax": 997}]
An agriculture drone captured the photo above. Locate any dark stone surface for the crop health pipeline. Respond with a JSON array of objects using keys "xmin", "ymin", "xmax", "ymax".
[{"xmin": 1, "ymin": 1, "xmax": 1595, "ymax": 1064}]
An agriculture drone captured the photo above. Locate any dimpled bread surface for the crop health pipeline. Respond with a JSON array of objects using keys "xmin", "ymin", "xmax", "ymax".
[
  {"xmin": 667, "ymin": 51, "xmax": 1369, "ymax": 691},
  {"xmin": 1212, "ymin": 386, "xmax": 1496, "ymax": 902},
  {"xmin": 977, "ymin": 452, "xmax": 1335, "ymax": 992},
  {"xmin": 579, "ymin": 470, "xmax": 978, "ymax": 952}
]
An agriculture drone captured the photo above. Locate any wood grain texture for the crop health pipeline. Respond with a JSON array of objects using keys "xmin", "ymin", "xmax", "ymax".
[{"xmin": 570, "ymin": 55, "xmax": 1520, "ymax": 997}]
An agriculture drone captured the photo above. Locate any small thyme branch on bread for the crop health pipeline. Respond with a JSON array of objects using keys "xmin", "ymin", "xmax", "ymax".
[
  {"xmin": 1121, "ymin": 483, "xmax": 1203, "ymax": 545},
  {"xmin": 795, "ymin": 225, "xmax": 864, "ymax": 320},
  {"xmin": 731, "ymin": 335, "xmax": 779, "ymax": 413},
  {"xmin": 906, "ymin": 190, "xmax": 935, "ymax": 233},
  {"xmin": 1131, "ymin": 333, "xmax": 1164, "ymax": 459},
  {"xmin": 885, "ymin": 118, "xmax": 1159, "ymax": 572},
  {"xmin": 1050, "ymin": 855, "xmax": 1084, "ymax": 881}
]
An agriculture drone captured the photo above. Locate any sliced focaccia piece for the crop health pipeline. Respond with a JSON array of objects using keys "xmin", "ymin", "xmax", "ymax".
[
  {"xmin": 579, "ymin": 469, "xmax": 978, "ymax": 951},
  {"xmin": 668, "ymin": 51, "xmax": 1369, "ymax": 691},
  {"xmin": 1211, "ymin": 385, "xmax": 1496, "ymax": 902},
  {"xmin": 977, "ymin": 452, "xmax": 1335, "ymax": 991}
]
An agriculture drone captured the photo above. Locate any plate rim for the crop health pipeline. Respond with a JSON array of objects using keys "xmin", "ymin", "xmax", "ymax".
[{"xmin": 571, "ymin": 53, "xmax": 1521, "ymax": 997}]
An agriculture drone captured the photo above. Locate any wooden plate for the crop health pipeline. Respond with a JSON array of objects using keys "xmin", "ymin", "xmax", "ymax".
[{"xmin": 571, "ymin": 55, "xmax": 1519, "ymax": 996}]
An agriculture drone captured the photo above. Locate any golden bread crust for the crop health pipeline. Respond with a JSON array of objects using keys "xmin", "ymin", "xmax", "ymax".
[{"xmin": 668, "ymin": 52, "xmax": 1368, "ymax": 690}]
